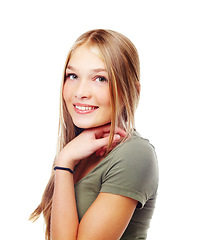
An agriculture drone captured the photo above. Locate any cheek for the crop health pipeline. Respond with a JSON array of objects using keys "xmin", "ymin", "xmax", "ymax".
[
  {"xmin": 95, "ymin": 86, "xmax": 111, "ymax": 105},
  {"xmin": 103, "ymin": 91, "xmax": 111, "ymax": 108},
  {"xmin": 62, "ymin": 82, "xmax": 70, "ymax": 104}
]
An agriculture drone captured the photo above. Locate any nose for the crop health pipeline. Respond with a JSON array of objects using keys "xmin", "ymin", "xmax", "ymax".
[{"xmin": 75, "ymin": 79, "xmax": 91, "ymax": 99}]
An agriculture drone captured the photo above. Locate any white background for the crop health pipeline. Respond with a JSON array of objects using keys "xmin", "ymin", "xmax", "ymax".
[{"xmin": 0, "ymin": 0, "xmax": 197, "ymax": 239}]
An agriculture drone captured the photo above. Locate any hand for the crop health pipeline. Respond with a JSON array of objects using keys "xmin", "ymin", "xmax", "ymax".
[
  {"xmin": 56, "ymin": 124, "xmax": 126, "ymax": 169},
  {"xmin": 95, "ymin": 131, "xmax": 121, "ymax": 157}
]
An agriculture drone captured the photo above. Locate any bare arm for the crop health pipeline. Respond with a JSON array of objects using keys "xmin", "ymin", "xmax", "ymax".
[
  {"xmin": 77, "ymin": 193, "xmax": 137, "ymax": 240},
  {"xmin": 51, "ymin": 170, "xmax": 79, "ymax": 239},
  {"xmin": 51, "ymin": 125, "xmax": 137, "ymax": 240}
]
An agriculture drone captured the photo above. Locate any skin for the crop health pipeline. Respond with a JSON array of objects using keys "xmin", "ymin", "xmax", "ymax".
[
  {"xmin": 63, "ymin": 44, "xmax": 112, "ymax": 129},
  {"xmin": 51, "ymin": 44, "xmax": 138, "ymax": 240}
]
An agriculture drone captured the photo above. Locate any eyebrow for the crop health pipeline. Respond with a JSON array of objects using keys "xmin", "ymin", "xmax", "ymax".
[{"xmin": 66, "ymin": 65, "xmax": 107, "ymax": 73}]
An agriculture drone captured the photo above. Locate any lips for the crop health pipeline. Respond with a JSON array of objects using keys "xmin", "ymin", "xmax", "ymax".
[
  {"xmin": 73, "ymin": 104, "xmax": 98, "ymax": 113},
  {"xmin": 75, "ymin": 105, "xmax": 97, "ymax": 111}
]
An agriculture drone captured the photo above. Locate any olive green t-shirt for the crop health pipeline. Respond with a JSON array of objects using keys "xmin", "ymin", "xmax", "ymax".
[{"xmin": 74, "ymin": 131, "xmax": 159, "ymax": 239}]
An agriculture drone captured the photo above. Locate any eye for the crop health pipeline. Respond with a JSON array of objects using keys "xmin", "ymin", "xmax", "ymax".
[
  {"xmin": 95, "ymin": 76, "xmax": 108, "ymax": 83},
  {"xmin": 66, "ymin": 74, "xmax": 78, "ymax": 80}
]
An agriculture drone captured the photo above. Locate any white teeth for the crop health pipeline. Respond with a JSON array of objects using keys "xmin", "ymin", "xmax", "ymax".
[{"xmin": 75, "ymin": 105, "xmax": 96, "ymax": 111}]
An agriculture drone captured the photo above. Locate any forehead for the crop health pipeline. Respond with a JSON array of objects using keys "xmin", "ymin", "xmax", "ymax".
[{"xmin": 68, "ymin": 44, "xmax": 106, "ymax": 71}]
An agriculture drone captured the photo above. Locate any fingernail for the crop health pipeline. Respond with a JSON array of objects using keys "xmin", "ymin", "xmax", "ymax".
[
  {"xmin": 114, "ymin": 134, "xmax": 120, "ymax": 141},
  {"xmin": 100, "ymin": 151, "xmax": 105, "ymax": 156}
]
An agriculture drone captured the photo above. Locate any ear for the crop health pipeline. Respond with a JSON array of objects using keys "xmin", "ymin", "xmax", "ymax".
[{"xmin": 135, "ymin": 81, "xmax": 141, "ymax": 95}]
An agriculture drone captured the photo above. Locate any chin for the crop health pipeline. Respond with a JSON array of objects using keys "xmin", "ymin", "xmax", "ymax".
[
  {"xmin": 74, "ymin": 123, "xmax": 98, "ymax": 129},
  {"xmin": 74, "ymin": 120, "xmax": 111, "ymax": 129}
]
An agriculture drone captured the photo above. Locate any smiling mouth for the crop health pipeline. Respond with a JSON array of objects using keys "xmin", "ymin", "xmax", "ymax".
[
  {"xmin": 74, "ymin": 104, "xmax": 99, "ymax": 112},
  {"xmin": 75, "ymin": 105, "xmax": 98, "ymax": 111}
]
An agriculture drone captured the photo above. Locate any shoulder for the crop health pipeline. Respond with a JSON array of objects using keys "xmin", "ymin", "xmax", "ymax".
[
  {"xmin": 111, "ymin": 130, "xmax": 157, "ymax": 167},
  {"xmin": 101, "ymin": 131, "xmax": 159, "ymax": 204}
]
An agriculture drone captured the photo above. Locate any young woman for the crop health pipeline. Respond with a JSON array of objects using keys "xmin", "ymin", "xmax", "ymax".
[{"xmin": 30, "ymin": 29, "xmax": 159, "ymax": 240}]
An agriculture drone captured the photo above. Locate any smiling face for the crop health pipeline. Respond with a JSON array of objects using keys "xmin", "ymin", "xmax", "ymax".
[{"xmin": 63, "ymin": 44, "xmax": 112, "ymax": 129}]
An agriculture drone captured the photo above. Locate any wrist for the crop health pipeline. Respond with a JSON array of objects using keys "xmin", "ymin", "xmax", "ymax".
[
  {"xmin": 54, "ymin": 166, "xmax": 74, "ymax": 174},
  {"xmin": 55, "ymin": 156, "xmax": 75, "ymax": 171}
]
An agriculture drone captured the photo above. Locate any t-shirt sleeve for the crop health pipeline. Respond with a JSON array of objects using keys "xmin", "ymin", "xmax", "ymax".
[{"xmin": 100, "ymin": 136, "xmax": 159, "ymax": 208}]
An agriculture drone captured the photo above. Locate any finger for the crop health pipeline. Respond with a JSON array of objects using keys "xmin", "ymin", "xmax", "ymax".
[
  {"xmin": 93, "ymin": 124, "xmax": 111, "ymax": 138},
  {"xmin": 94, "ymin": 124, "xmax": 126, "ymax": 139},
  {"xmin": 96, "ymin": 132, "xmax": 122, "ymax": 156},
  {"xmin": 99, "ymin": 149, "xmax": 106, "ymax": 157},
  {"xmin": 113, "ymin": 134, "xmax": 121, "ymax": 142},
  {"xmin": 96, "ymin": 148, "xmax": 103, "ymax": 156},
  {"xmin": 95, "ymin": 133, "xmax": 120, "ymax": 151},
  {"xmin": 114, "ymin": 127, "xmax": 127, "ymax": 137},
  {"xmin": 97, "ymin": 136, "xmax": 120, "ymax": 156},
  {"xmin": 96, "ymin": 147, "xmax": 106, "ymax": 156},
  {"xmin": 103, "ymin": 133, "xmax": 110, "ymax": 138}
]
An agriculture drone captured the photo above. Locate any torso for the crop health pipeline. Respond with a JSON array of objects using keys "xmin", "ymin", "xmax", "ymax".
[
  {"xmin": 74, "ymin": 131, "xmax": 159, "ymax": 239},
  {"xmin": 74, "ymin": 154, "xmax": 104, "ymax": 184}
]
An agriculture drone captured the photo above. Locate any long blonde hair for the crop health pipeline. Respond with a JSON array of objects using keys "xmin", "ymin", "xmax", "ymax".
[{"xmin": 29, "ymin": 29, "xmax": 140, "ymax": 240}]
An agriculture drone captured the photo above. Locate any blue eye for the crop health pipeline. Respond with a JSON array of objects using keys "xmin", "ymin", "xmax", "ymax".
[
  {"xmin": 66, "ymin": 74, "xmax": 78, "ymax": 80},
  {"xmin": 95, "ymin": 76, "xmax": 108, "ymax": 83}
]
